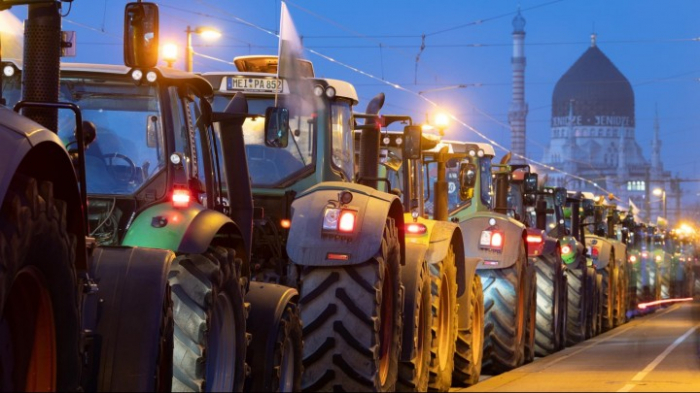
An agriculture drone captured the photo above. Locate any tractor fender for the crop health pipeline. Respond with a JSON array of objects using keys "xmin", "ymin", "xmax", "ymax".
[
  {"xmin": 244, "ymin": 282, "xmax": 299, "ymax": 392},
  {"xmin": 286, "ymin": 181, "xmax": 405, "ymax": 266},
  {"xmin": 586, "ymin": 235, "xmax": 614, "ymax": 270},
  {"xmin": 122, "ymin": 202, "xmax": 244, "ymax": 255},
  {"xmin": 86, "ymin": 246, "xmax": 175, "ymax": 391},
  {"xmin": 459, "ymin": 212, "xmax": 527, "ymax": 270},
  {"xmin": 399, "ymin": 241, "xmax": 429, "ymax": 361},
  {"xmin": 424, "ymin": 222, "xmax": 472, "ymax": 298},
  {"xmin": 611, "ymin": 241, "xmax": 627, "ymax": 269},
  {"xmin": 0, "ymin": 111, "xmax": 87, "ymax": 269}
]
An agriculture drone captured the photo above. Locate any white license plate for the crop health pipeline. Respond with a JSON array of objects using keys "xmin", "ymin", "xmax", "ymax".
[
  {"xmin": 227, "ymin": 77, "xmax": 283, "ymax": 93},
  {"xmin": 480, "ymin": 231, "xmax": 492, "ymax": 246}
]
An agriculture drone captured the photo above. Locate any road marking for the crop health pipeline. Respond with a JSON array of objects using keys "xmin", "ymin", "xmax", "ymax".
[{"xmin": 617, "ymin": 323, "xmax": 699, "ymax": 392}]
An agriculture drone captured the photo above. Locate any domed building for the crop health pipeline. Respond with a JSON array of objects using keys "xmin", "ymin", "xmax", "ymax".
[{"xmin": 540, "ymin": 34, "xmax": 664, "ymax": 221}]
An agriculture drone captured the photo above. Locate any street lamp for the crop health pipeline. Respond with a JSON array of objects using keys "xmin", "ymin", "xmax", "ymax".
[
  {"xmin": 434, "ymin": 112, "xmax": 450, "ymax": 136},
  {"xmin": 162, "ymin": 43, "xmax": 178, "ymax": 68},
  {"xmin": 185, "ymin": 25, "xmax": 222, "ymax": 72},
  {"xmin": 653, "ymin": 187, "xmax": 667, "ymax": 221}
]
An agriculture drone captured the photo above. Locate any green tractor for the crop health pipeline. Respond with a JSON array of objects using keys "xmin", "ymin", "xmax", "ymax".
[
  {"xmin": 363, "ymin": 123, "xmax": 485, "ymax": 390},
  {"xmin": 428, "ymin": 142, "xmax": 536, "ymax": 375},
  {"xmin": 3, "ymin": 5, "xmax": 304, "ymax": 392},
  {"xmin": 204, "ymin": 58, "xmax": 407, "ymax": 391},
  {"xmin": 580, "ymin": 193, "xmax": 629, "ymax": 330}
]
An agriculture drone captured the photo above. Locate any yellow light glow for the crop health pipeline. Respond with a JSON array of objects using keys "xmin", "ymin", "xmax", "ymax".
[
  {"xmin": 162, "ymin": 43, "xmax": 178, "ymax": 62},
  {"xmin": 198, "ymin": 28, "xmax": 222, "ymax": 40},
  {"xmin": 434, "ymin": 113, "xmax": 450, "ymax": 129},
  {"xmin": 652, "ymin": 188, "xmax": 664, "ymax": 197}
]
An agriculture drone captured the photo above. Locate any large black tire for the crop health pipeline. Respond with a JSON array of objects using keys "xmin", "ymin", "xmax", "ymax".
[
  {"xmin": 565, "ymin": 267, "xmax": 586, "ymax": 346},
  {"xmin": 615, "ymin": 263, "xmax": 627, "ymax": 327},
  {"xmin": 299, "ymin": 219, "xmax": 402, "ymax": 392},
  {"xmin": 396, "ymin": 259, "xmax": 431, "ymax": 392},
  {"xmin": 481, "ymin": 244, "xmax": 527, "ymax": 375},
  {"xmin": 0, "ymin": 177, "xmax": 81, "ymax": 391},
  {"xmin": 427, "ymin": 246, "xmax": 458, "ymax": 391},
  {"xmin": 535, "ymin": 257, "xmax": 564, "ymax": 356},
  {"xmin": 268, "ymin": 303, "xmax": 303, "ymax": 392},
  {"xmin": 170, "ymin": 246, "xmax": 248, "ymax": 392},
  {"xmin": 523, "ymin": 266, "xmax": 536, "ymax": 364},
  {"xmin": 452, "ymin": 275, "xmax": 484, "ymax": 387},
  {"xmin": 593, "ymin": 272, "xmax": 603, "ymax": 337},
  {"xmin": 600, "ymin": 263, "xmax": 615, "ymax": 333}
]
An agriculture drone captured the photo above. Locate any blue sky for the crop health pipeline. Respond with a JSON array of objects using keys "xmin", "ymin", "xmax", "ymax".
[{"xmin": 6, "ymin": 0, "xmax": 700, "ymax": 210}]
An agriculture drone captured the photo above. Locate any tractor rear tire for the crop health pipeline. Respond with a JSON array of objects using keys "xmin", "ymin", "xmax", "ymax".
[
  {"xmin": 600, "ymin": 264, "xmax": 615, "ymax": 333},
  {"xmin": 0, "ymin": 177, "xmax": 80, "ymax": 391},
  {"xmin": 481, "ymin": 244, "xmax": 527, "ymax": 375},
  {"xmin": 592, "ymin": 272, "xmax": 603, "ymax": 337},
  {"xmin": 660, "ymin": 265, "xmax": 671, "ymax": 300},
  {"xmin": 452, "ymin": 275, "xmax": 484, "ymax": 387},
  {"xmin": 170, "ymin": 246, "xmax": 248, "ymax": 392},
  {"xmin": 299, "ymin": 219, "xmax": 402, "ymax": 392},
  {"xmin": 427, "ymin": 245, "xmax": 458, "ymax": 391},
  {"xmin": 535, "ymin": 257, "xmax": 564, "ymax": 356},
  {"xmin": 396, "ymin": 259, "xmax": 431, "ymax": 392},
  {"xmin": 523, "ymin": 267, "xmax": 536, "ymax": 364},
  {"xmin": 565, "ymin": 267, "xmax": 586, "ymax": 346}
]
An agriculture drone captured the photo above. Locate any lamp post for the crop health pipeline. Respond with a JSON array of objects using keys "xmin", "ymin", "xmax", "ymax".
[
  {"xmin": 162, "ymin": 43, "xmax": 178, "ymax": 68},
  {"xmin": 185, "ymin": 25, "xmax": 221, "ymax": 72},
  {"xmin": 653, "ymin": 187, "xmax": 666, "ymax": 221}
]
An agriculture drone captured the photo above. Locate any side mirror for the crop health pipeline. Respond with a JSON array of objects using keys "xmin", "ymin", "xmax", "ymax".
[
  {"xmin": 524, "ymin": 173, "xmax": 538, "ymax": 194},
  {"xmin": 403, "ymin": 125, "xmax": 422, "ymax": 160},
  {"xmin": 459, "ymin": 162, "xmax": 477, "ymax": 201},
  {"xmin": 124, "ymin": 2, "xmax": 159, "ymax": 68},
  {"xmin": 264, "ymin": 106, "xmax": 290, "ymax": 148},
  {"xmin": 146, "ymin": 115, "xmax": 160, "ymax": 148}
]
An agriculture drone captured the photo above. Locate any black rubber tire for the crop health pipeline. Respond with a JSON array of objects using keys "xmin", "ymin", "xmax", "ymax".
[
  {"xmin": 396, "ymin": 259, "xmax": 431, "ymax": 392},
  {"xmin": 600, "ymin": 264, "xmax": 614, "ymax": 333},
  {"xmin": 0, "ymin": 177, "xmax": 81, "ymax": 391},
  {"xmin": 268, "ymin": 303, "xmax": 303, "ymax": 392},
  {"xmin": 170, "ymin": 246, "xmax": 248, "ymax": 392},
  {"xmin": 523, "ymin": 266, "xmax": 536, "ymax": 364},
  {"xmin": 452, "ymin": 275, "xmax": 484, "ymax": 387},
  {"xmin": 481, "ymin": 244, "xmax": 527, "ymax": 375},
  {"xmin": 593, "ymin": 272, "xmax": 603, "ymax": 337},
  {"xmin": 534, "ymin": 257, "xmax": 563, "ymax": 356},
  {"xmin": 615, "ymin": 263, "xmax": 627, "ymax": 327},
  {"xmin": 565, "ymin": 267, "xmax": 586, "ymax": 346},
  {"xmin": 427, "ymin": 246, "xmax": 458, "ymax": 391},
  {"xmin": 299, "ymin": 219, "xmax": 402, "ymax": 392}
]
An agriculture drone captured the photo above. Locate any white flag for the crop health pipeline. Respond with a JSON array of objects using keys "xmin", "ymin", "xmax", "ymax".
[{"xmin": 278, "ymin": 2, "xmax": 305, "ymax": 89}]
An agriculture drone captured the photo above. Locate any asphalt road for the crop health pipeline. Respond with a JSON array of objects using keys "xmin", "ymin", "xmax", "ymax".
[{"xmin": 454, "ymin": 301, "xmax": 700, "ymax": 392}]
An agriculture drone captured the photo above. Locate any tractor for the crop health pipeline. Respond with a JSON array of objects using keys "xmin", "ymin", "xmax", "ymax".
[
  {"xmin": 427, "ymin": 142, "xmax": 536, "ymax": 375},
  {"xmin": 2, "ymin": 4, "xmax": 304, "ymax": 392},
  {"xmin": 204, "ymin": 58, "xmax": 408, "ymax": 391},
  {"xmin": 0, "ymin": 1, "xmax": 179, "ymax": 391},
  {"xmin": 361, "ymin": 123, "xmax": 485, "ymax": 390}
]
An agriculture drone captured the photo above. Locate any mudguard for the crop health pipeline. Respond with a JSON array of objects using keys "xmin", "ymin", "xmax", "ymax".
[
  {"xmin": 86, "ymin": 246, "xmax": 175, "ymax": 391},
  {"xmin": 459, "ymin": 211, "xmax": 527, "ymax": 270},
  {"xmin": 0, "ymin": 108, "xmax": 87, "ymax": 268},
  {"xmin": 122, "ymin": 202, "xmax": 242, "ymax": 255},
  {"xmin": 286, "ymin": 181, "xmax": 405, "ymax": 266},
  {"xmin": 586, "ymin": 235, "xmax": 614, "ymax": 270},
  {"xmin": 244, "ymin": 282, "xmax": 299, "ymax": 392},
  {"xmin": 424, "ymin": 221, "xmax": 472, "ymax": 298},
  {"xmin": 399, "ymin": 241, "xmax": 429, "ymax": 361}
]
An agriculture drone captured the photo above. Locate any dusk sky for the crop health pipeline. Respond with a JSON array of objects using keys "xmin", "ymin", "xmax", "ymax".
[{"xmin": 5, "ymin": 0, "xmax": 700, "ymax": 209}]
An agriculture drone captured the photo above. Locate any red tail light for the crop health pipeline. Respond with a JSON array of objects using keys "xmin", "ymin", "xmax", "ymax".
[
  {"xmin": 526, "ymin": 235, "xmax": 543, "ymax": 244},
  {"xmin": 338, "ymin": 210, "xmax": 357, "ymax": 233},
  {"xmin": 406, "ymin": 223, "xmax": 428, "ymax": 235},
  {"xmin": 172, "ymin": 188, "xmax": 191, "ymax": 208},
  {"xmin": 491, "ymin": 232, "xmax": 503, "ymax": 248}
]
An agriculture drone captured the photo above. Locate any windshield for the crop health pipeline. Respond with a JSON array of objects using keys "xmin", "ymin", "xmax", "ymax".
[
  {"xmin": 59, "ymin": 76, "xmax": 165, "ymax": 195},
  {"xmin": 479, "ymin": 157, "xmax": 493, "ymax": 207},
  {"xmin": 1, "ymin": 66, "xmax": 21, "ymax": 107},
  {"xmin": 212, "ymin": 93, "xmax": 316, "ymax": 187},
  {"xmin": 331, "ymin": 101, "xmax": 354, "ymax": 181}
]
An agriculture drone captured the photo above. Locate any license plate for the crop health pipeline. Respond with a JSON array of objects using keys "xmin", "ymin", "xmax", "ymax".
[{"xmin": 227, "ymin": 76, "xmax": 282, "ymax": 93}]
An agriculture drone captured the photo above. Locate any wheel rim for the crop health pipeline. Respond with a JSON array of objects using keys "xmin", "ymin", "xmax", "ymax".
[
  {"xmin": 205, "ymin": 292, "xmax": 236, "ymax": 392},
  {"xmin": 1, "ymin": 267, "xmax": 56, "ymax": 391},
  {"xmin": 415, "ymin": 283, "xmax": 430, "ymax": 378},
  {"xmin": 378, "ymin": 266, "xmax": 394, "ymax": 386},
  {"xmin": 437, "ymin": 272, "xmax": 452, "ymax": 370},
  {"xmin": 279, "ymin": 336, "xmax": 295, "ymax": 392}
]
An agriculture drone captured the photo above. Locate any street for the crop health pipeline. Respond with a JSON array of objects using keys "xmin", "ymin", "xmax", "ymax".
[{"xmin": 455, "ymin": 302, "xmax": 700, "ymax": 392}]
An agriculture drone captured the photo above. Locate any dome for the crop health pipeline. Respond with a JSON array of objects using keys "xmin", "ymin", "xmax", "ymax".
[
  {"xmin": 551, "ymin": 45, "xmax": 634, "ymax": 127},
  {"xmin": 512, "ymin": 10, "xmax": 526, "ymax": 33}
]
